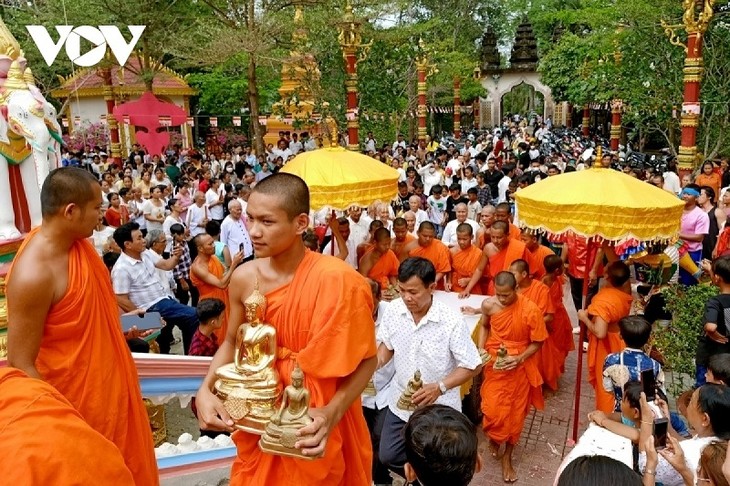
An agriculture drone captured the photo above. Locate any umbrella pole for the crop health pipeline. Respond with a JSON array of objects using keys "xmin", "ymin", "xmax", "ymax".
[
  {"xmin": 330, "ymin": 209, "xmax": 336, "ymax": 256},
  {"xmin": 572, "ymin": 240, "xmax": 598, "ymax": 442}
]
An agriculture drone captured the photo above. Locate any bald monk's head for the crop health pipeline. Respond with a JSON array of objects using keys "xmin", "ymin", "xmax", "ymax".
[
  {"xmin": 543, "ymin": 254, "xmax": 564, "ymax": 276},
  {"xmin": 454, "ymin": 203, "xmax": 468, "ymax": 223},
  {"xmin": 508, "ymin": 259, "xmax": 530, "ymax": 285},
  {"xmin": 417, "ymin": 221, "xmax": 436, "ymax": 247},
  {"xmin": 251, "ymin": 173, "xmax": 309, "ymax": 220},
  {"xmin": 403, "ymin": 211, "xmax": 416, "ymax": 232},
  {"xmin": 456, "ymin": 223, "xmax": 473, "ymax": 250},
  {"xmin": 606, "ymin": 261, "xmax": 631, "ymax": 288},
  {"xmin": 494, "ymin": 202, "xmax": 511, "ymax": 223},
  {"xmin": 393, "ymin": 217, "xmax": 408, "ymax": 242},
  {"xmin": 490, "ymin": 221, "xmax": 509, "ymax": 250},
  {"xmin": 41, "ymin": 168, "xmax": 102, "ymax": 236},
  {"xmin": 480, "ymin": 205, "xmax": 495, "ymax": 227},
  {"xmin": 494, "ymin": 270, "xmax": 518, "ymax": 306},
  {"xmin": 193, "ymin": 233, "xmax": 215, "ymax": 254},
  {"xmin": 374, "ymin": 227, "xmax": 392, "ymax": 253},
  {"xmin": 520, "ymin": 229, "xmax": 538, "ymax": 251},
  {"xmin": 369, "ymin": 219, "xmax": 384, "ymax": 235}
]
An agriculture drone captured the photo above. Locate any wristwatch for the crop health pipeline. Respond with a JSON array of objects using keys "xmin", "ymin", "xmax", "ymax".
[{"xmin": 438, "ymin": 381, "xmax": 448, "ymax": 395}]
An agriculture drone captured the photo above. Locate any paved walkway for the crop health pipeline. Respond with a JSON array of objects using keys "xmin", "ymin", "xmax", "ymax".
[{"xmin": 470, "ymin": 284, "xmax": 593, "ymax": 485}]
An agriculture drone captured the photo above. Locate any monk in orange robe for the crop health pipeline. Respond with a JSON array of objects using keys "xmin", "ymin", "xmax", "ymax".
[
  {"xmin": 449, "ymin": 223, "xmax": 484, "ymax": 294},
  {"xmin": 6, "ymin": 168, "xmax": 158, "ymax": 485},
  {"xmin": 358, "ymin": 227, "xmax": 399, "ymax": 290},
  {"xmin": 357, "ymin": 220, "xmax": 383, "ymax": 263},
  {"xmin": 541, "ymin": 255, "xmax": 575, "ymax": 371},
  {"xmin": 509, "ymin": 259, "xmax": 561, "ymax": 391},
  {"xmin": 404, "ymin": 221, "xmax": 451, "ymax": 288},
  {"xmin": 463, "ymin": 271, "xmax": 546, "ymax": 483},
  {"xmin": 391, "ymin": 217, "xmax": 415, "ymax": 261},
  {"xmin": 195, "ymin": 173, "xmax": 377, "ymax": 486},
  {"xmin": 0, "ymin": 368, "xmax": 136, "ymax": 485},
  {"xmin": 191, "ymin": 233, "xmax": 244, "ymax": 341},
  {"xmin": 521, "ymin": 230, "xmax": 554, "ymax": 280},
  {"xmin": 494, "ymin": 202, "xmax": 521, "ymax": 240},
  {"xmin": 460, "ymin": 220, "xmax": 530, "ymax": 297},
  {"xmin": 577, "ymin": 261, "xmax": 634, "ymax": 413},
  {"xmin": 476, "ymin": 205, "xmax": 496, "ymax": 250}
]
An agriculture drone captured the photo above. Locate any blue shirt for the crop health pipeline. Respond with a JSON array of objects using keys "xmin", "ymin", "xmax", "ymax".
[{"xmin": 603, "ymin": 348, "xmax": 664, "ymax": 412}]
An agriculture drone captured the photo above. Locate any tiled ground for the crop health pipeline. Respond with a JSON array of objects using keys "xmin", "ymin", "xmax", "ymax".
[{"xmin": 469, "ymin": 283, "xmax": 593, "ymax": 485}]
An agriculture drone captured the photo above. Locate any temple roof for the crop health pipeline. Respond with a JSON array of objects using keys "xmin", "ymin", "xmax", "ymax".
[
  {"xmin": 479, "ymin": 27, "xmax": 502, "ymax": 73},
  {"xmin": 51, "ymin": 56, "xmax": 196, "ymax": 99},
  {"xmin": 509, "ymin": 18, "xmax": 539, "ymax": 71}
]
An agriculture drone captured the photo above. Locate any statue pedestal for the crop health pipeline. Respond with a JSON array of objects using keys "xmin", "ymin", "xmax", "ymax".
[
  {"xmin": 0, "ymin": 235, "xmax": 25, "ymax": 358},
  {"xmin": 214, "ymin": 378, "xmax": 281, "ymax": 435}
]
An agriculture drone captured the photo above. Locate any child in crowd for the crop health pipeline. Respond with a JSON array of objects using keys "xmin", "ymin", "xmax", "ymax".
[
  {"xmin": 466, "ymin": 187, "xmax": 482, "ymax": 222},
  {"xmin": 696, "ymin": 256, "xmax": 730, "ymax": 387},
  {"xmin": 587, "ymin": 380, "xmax": 643, "ymax": 443},
  {"xmin": 404, "ymin": 404, "xmax": 481, "ymax": 486}
]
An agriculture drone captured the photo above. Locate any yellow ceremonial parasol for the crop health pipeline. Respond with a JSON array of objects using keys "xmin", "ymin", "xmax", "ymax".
[
  {"xmin": 281, "ymin": 146, "xmax": 399, "ymax": 210},
  {"xmin": 515, "ymin": 156, "xmax": 684, "ymax": 442}
]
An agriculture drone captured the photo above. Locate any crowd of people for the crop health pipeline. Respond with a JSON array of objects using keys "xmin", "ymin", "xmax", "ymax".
[{"xmin": 5, "ymin": 116, "xmax": 730, "ymax": 486}]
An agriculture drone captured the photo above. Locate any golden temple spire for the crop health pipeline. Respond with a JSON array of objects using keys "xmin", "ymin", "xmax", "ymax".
[{"xmin": 0, "ymin": 17, "xmax": 21, "ymax": 59}]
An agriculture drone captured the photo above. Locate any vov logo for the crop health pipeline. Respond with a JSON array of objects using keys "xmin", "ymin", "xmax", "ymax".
[{"xmin": 25, "ymin": 25, "xmax": 145, "ymax": 67}]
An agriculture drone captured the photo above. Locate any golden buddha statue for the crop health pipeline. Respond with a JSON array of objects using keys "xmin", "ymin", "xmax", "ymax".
[
  {"xmin": 397, "ymin": 369, "xmax": 423, "ymax": 411},
  {"xmin": 259, "ymin": 363, "xmax": 319, "ymax": 460},
  {"xmin": 214, "ymin": 279, "xmax": 281, "ymax": 434},
  {"xmin": 493, "ymin": 343, "xmax": 509, "ymax": 371}
]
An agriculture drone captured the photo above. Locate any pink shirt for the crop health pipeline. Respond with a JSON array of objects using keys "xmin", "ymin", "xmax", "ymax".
[{"xmin": 681, "ymin": 206, "xmax": 710, "ymax": 252}]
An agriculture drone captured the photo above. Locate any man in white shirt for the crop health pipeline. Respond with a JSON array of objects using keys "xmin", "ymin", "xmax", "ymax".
[
  {"xmin": 407, "ymin": 195, "xmax": 429, "ymax": 228},
  {"xmin": 220, "ymin": 200, "xmax": 254, "ymax": 261},
  {"xmin": 322, "ymin": 217, "xmax": 359, "ymax": 269},
  {"xmin": 377, "ymin": 257, "xmax": 481, "ymax": 478},
  {"xmin": 497, "ymin": 164, "xmax": 515, "ymax": 204},
  {"xmin": 288, "ymin": 133, "xmax": 303, "ymax": 155},
  {"xmin": 347, "ymin": 205, "xmax": 370, "ymax": 248},
  {"xmin": 272, "ymin": 139, "xmax": 292, "ymax": 162},
  {"xmin": 364, "ymin": 132, "xmax": 377, "ymax": 153},
  {"xmin": 205, "ymin": 178, "xmax": 225, "ymax": 222},
  {"xmin": 664, "ymin": 163, "xmax": 681, "ymax": 195},
  {"xmin": 186, "ymin": 191, "xmax": 210, "ymax": 238},
  {"xmin": 392, "ymin": 134, "xmax": 407, "ymax": 155},
  {"xmin": 441, "ymin": 203, "xmax": 479, "ymax": 247}
]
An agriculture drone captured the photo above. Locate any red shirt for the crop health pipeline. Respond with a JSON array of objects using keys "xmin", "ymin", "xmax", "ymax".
[{"xmin": 189, "ymin": 329, "xmax": 218, "ymax": 357}]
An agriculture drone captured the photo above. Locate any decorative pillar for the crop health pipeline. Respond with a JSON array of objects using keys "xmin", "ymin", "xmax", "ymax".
[
  {"xmin": 453, "ymin": 77, "xmax": 461, "ymax": 139},
  {"xmin": 566, "ymin": 103, "xmax": 572, "ymax": 128},
  {"xmin": 415, "ymin": 39, "xmax": 436, "ymax": 144},
  {"xmin": 610, "ymin": 99, "xmax": 622, "ymax": 151},
  {"xmin": 100, "ymin": 66, "xmax": 122, "ymax": 167},
  {"xmin": 662, "ymin": 0, "xmax": 714, "ymax": 171},
  {"xmin": 338, "ymin": 1, "xmax": 370, "ymax": 152},
  {"xmin": 582, "ymin": 104, "xmax": 590, "ymax": 137}
]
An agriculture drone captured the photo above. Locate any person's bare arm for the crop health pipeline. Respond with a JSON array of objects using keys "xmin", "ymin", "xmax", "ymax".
[
  {"xmin": 412, "ymin": 366, "xmax": 476, "ymax": 408},
  {"xmin": 295, "ymin": 355, "xmax": 377, "ymax": 457},
  {"xmin": 460, "ymin": 251, "xmax": 488, "ymax": 297},
  {"xmin": 6, "ymin": 268, "xmax": 55, "ymax": 379},
  {"xmin": 195, "ymin": 264, "xmax": 252, "ymax": 432},
  {"xmin": 191, "ymin": 253, "xmax": 243, "ymax": 289},
  {"xmin": 477, "ymin": 300, "xmax": 492, "ymax": 350},
  {"xmin": 223, "ymin": 245, "xmax": 232, "ymax": 268},
  {"xmin": 679, "ymin": 232, "xmax": 704, "ymax": 242},
  {"xmin": 115, "ymin": 293, "xmax": 139, "ymax": 313},
  {"xmin": 578, "ymin": 310, "xmax": 608, "ymax": 339},
  {"xmin": 358, "ymin": 254, "xmax": 374, "ymax": 277},
  {"xmin": 154, "ymin": 252, "xmax": 181, "ymax": 271}
]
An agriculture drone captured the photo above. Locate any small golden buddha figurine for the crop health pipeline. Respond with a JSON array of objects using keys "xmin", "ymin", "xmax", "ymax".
[
  {"xmin": 214, "ymin": 279, "xmax": 281, "ymax": 434},
  {"xmin": 363, "ymin": 379, "xmax": 376, "ymax": 397},
  {"xmin": 479, "ymin": 348, "xmax": 491, "ymax": 366},
  {"xmin": 493, "ymin": 343, "xmax": 509, "ymax": 371},
  {"xmin": 259, "ymin": 363, "xmax": 319, "ymax": 460},
  {"xmin": 397, "ymin": 369, "xmax": 423, "ymax": 411}
]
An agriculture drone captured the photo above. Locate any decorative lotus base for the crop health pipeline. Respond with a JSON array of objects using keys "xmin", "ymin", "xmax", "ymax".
[
  {"xmin": 214, "ymin": 379, "xmax": 280, "ymax": 435},
  {"xmin": 258, "ymin": 422, "xmax": 318, "ymax": 460}
]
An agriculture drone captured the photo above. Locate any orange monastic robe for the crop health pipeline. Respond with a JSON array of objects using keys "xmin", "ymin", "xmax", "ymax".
[
  {"xmin": 191, "ymin": 256, "xmax": 230, "ymax": 341},
  {"xmin": 230, "ymin": 251, "xmax": 376, "ymax": 486},
  {"xmin": 6, "ymin": 229, "xmax": 158, "ymax": 485},
  {"xmin": 0, "ymin": 368, "xmax": 136, "ymax": 485},
  {"xmin": 481, "ymin": 295, "xmax": 548, "ymax": 444},
  {"xmin": 520, "ymin": 279, "xmax": 561, "ymax": 390},
  {"xmin": 486, "ymin": 239, "xmax": 530, "ymax": 294},
  {"xmin": 451, "ymin": 245, "xmax": 484, "ymax": 294},
  {"xmin": 365, "ymin": 249, "xmax": 400, "ymax": 289},
  {"xmin": 548, "ymin": 276, "xmax": 575, "ymax": 365},
  {"xmin": 527, "ymin": 244, "xmax": 555, "ymax": 280},
  {"xmin": 509, "ymin": 223, "xmax": 521, "ymax": 240},
  {"xmin": 410, "ymin": 240, "xmax": 452, "ymax": 275},
  {"xmin": 392, "ymin": 233, "xmax": 416, "ymax": 260},
  {"xmin": 586, "ymin": 287, "xmax": 633, "ymax": 413}
]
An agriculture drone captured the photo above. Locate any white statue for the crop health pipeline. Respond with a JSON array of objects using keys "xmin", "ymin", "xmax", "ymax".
[{"xmin": 0, "ymin": 19, "xmax": 62, "ymax": 240}]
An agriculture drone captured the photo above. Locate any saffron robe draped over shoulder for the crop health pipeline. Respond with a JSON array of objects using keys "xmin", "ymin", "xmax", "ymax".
[
  {"xmin": 451, "ymin": 245, "xmax": 484, "ymax": 294},
  {"xmin": 486, "ymin": 239, "xmax": 530, "ymax": 294},
  {"xmin": 586, "ymin": 287, "xmax": 633, "ymax": 413},
  {"xmin": 548, "ymin": 276, "xmax": 575, "ymax": 365},
  {"xmin": 410, "ymin": 240, "xmax": 451, "ymax": 274},
  {"xmin": 526, "ymin": 244, "xmax": 555, "ymax": 280},
  {"xmin": 521, "ymin": 279, "xmax": 561, "ymax": 390},
  {"xmin": 6, "ymin": 229, "xmax": 159, "ymax": 485},
  {"xmin": 0, "ymin": 368, "xmax": 136, "ymax": 485},
  {"xmin": 363, "ymin": 249, "xmax": 400, "ymax": 289},
  {"xmin": 191, "ymin": 256, "xmax": 230, "ymax": 340},
  {"xmin": 481, "ymin": 295, "xmax": 547, "ymax": 444},
  {"xmin": 230, "ymin": 251, "xmax": 377, "ymax": 486}
]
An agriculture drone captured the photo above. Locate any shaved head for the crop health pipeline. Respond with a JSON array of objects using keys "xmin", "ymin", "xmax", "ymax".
[
  {"xmin": 393, "ymin": 217, "xmax": 407, "ymax": 228},
  {"xmin": 492, "ymin": 220, "xmax": 508, "ymax": 233},
  {"xmin": 456, "ymin": 223, "xmax": 473, "ymax": 236},
  {"xmin": 418, "ymin": 221, "xmax": 436, "ymax": 233},
  {"xmin": 41, "ymin": 167, "xmax": 99, "ymax": 218},
  {"xmin": 494, "ymin": 271, "xmax": 517, "ymax": 289},
  {"xmin": 253, "ymin": 173, "xmax": 309, "ymax": 219},
  {"xmin": 455, "ymin": 202, "xmax": 468, "ymax": 211},
  {"xmin": 374, "ymin": 227, "xmax": 391, "ymax": 242},
  {"xmin": 369, "ymin": 220, "xmax": 384, "ymax": 231},
  {"xmin": 509, "ymin": 259, "xmax": 529, "ymax": 274}
]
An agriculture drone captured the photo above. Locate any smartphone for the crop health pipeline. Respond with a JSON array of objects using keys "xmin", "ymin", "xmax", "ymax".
[
  {"xmin": 641, "ymin": 369, "xmax": 656, "ymax": 402},
  {"xmin": 121, "ymin": 312, "xmax": 163, "ymax": 333},
  {"xmin": 653, "ymin": 418, "xmax": 669, "ymax": 450},
  {"xmin": 239, "ymin": 243, "xmax": 244, "ymax": 253}
]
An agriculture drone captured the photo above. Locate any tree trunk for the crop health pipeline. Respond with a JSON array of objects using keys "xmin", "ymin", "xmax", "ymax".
[{"xmin": 248, "ymin": 54, "xmax": 265, "ymax": 156}]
